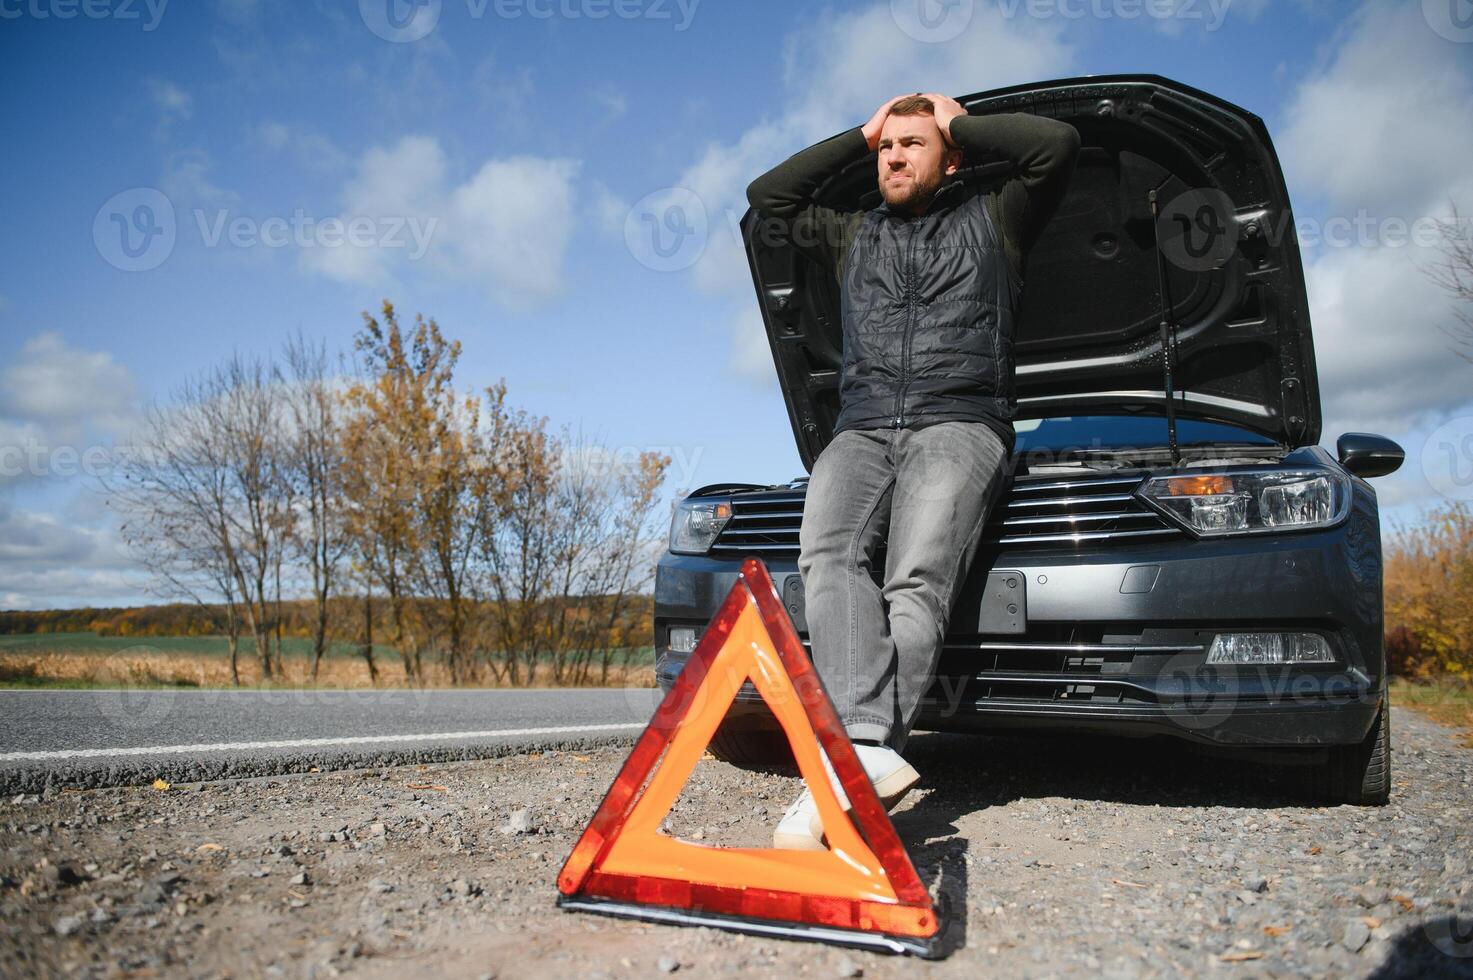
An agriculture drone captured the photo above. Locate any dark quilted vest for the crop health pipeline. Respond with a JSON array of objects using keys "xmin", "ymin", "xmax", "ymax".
[{"xmin": 834, "ymin": 179, "xmax": 1019, "ymax": 434}]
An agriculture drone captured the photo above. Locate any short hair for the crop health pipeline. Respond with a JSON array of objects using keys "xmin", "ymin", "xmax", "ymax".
[{"xmin": 888, "ymin": 95, "xmax": 935, "ymax": 117}]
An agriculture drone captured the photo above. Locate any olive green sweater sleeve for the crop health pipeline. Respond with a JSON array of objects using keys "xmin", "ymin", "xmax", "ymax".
[
  {"xmin": 744, "ymin": 125, "xmax": 872, "ymax": 285},
  {"xmin": 745, "ymin": 112, "xmax": 1081, "ymax": 282},
  {"xmin": 947, "ymin": 112, "xmax": 1081, "ymax": 280}
]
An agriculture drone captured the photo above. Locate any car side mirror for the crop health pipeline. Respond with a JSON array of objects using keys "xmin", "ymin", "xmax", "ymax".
[{"xmin": 1336, "ymin": 432, "xmax": 1404, "ymax": 479}]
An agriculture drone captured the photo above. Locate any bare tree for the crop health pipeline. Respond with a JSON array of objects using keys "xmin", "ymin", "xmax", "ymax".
[
  {"xmin": 477, "ymin": 414, "xmax": 670, "ymax": 686},
  {"xmin": 411, "ymin": 382, "xmax": 495, "ymax": 685},
  {"xmin": 110, "ymin": 308, "xmax": 668, "ymax": 691},
  {"xmin": 478, "ymin": 399, "xmax": 559, "ymax": 685},
  {"xmin": 106, "ymin": 369, "xmax": 269, "ymax": 683},
  {"xmin": 544, "ymin": 433, "xmax": 669, "ymax": 685},
  {"xmin": 283, "ymin": 334, "xmax": 349, "ymax": 680},
  {"xmin": 209, "ymin": 355, "xmax": 294, "ymax": 679},
  {"xmin": 1425, "ymin": 201, "xmax": 1473, "ymax": 364}
]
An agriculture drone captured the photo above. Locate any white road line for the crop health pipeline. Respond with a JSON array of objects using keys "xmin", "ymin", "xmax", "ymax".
[{"xmin": 0, "ymin": 723, "xmax": 646, "ymax": 762}]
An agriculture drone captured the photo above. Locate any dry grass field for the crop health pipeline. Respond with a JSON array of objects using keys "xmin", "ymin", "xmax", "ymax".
[{"xmin": 0, "ymin": 633, "xmax": 656, "ymax": 690}]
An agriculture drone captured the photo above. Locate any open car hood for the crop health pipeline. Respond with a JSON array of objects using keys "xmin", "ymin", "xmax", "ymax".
[{"xmin": 742, "ymin": 75, "xmax": 1321, "ymax": 471}]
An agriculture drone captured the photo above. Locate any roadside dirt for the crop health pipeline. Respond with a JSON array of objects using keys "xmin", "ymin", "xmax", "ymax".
[{"xmin": 3, "ymin": 708, "xmax": 1470, "ymax": 979}]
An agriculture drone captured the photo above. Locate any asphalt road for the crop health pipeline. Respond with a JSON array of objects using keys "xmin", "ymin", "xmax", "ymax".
[{"xmin": 0, "ymin": 688, "xmax": 663, "ymax": 793}]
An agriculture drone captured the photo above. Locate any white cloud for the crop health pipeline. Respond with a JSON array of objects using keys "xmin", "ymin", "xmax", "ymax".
[
  {"xmin": 0, "ymin": 334, "xmax": 145, "ymax": 607},
  {"xmin": 1280, "ymin": 4, "xmax": 1473, "ymax": 220},
  {"xmin": 450, "ymin": 156, "xmax": 580, "ymax": 311},
  {"xmin": 1277, "ymin": 1, "xmax": 1473, "ymax": 434},
  {"xmin": 301, "ymin": 136, "xmax": 581, "ymax": 311},
  {"xmin": 588, "ymin": 180, "xmax": 630, "ymax": 239},
  {"xmin": 728, "ymin": 306, "xmax": 778, "ymax": 392},
  {"xmin": 300, "ymin": 135, "xmax": 447, "ymax": 287},
  {"xmin": 1276, "ymin": 2, "xmax": 1473, "ymax": 514},
  {"xmin": 650, "ymin": 3, "xmax": 1074, "ymax": 380},
  {"xmin": 1306, "ymin": 246, "xmax": 1470, "ymax": 437},
  {"xmin": 0, "ymin": 501, "xmax": 142, "ymax": 610},
  {"xmin": 0, "ymin": 332, "xmax": 140, "ymax": 455}
]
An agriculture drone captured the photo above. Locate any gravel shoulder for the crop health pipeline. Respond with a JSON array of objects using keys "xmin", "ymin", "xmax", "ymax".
[{"xmin": 2, "ymin": 707, "xmax": 1470, "ymax": 978}]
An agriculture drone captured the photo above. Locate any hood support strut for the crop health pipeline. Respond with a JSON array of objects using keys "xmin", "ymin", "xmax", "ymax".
[{"xmin": 1148, "ymin": 188, "xmax": 1182, "ymax": 467}]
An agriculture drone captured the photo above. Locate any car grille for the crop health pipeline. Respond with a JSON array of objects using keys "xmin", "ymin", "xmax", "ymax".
[
  {"xmin": 709, "ymin": 474, "xmax": 1181, "ymax": 555},
  {"xmin": 666, "ymin": 625, "xmax": 1216, "ymax": 710},
  {"xmin": 796, "ymin": 626, "xmax": 1208, "ymax": 708},
  {"xmin": 921, "ymin": 627, "xmax": 1207, "ymax": 707}
]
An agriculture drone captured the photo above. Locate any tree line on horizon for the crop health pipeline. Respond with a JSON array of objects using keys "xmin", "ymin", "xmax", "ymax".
[{"xmin": 98, "ymin": 302, "xmax": 671, "ymax": 687}]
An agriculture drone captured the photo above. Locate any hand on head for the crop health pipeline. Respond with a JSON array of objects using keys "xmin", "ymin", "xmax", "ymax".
[
  {"xmin": 862, "ymin": 94, "xmax": 911, "ymax": 152},
  {"xmin": 862, "ymin": 92, "xmax": 968, "ymax": 151}
]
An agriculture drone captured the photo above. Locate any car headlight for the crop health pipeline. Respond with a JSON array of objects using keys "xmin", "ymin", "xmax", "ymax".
[
  {"xmin": 669, "ymin": 497, "xmax": 732, "ymax": 554},
  {"xmin": 1136, "ymin": 469, "xmax": 1350, "ymax": 536}
]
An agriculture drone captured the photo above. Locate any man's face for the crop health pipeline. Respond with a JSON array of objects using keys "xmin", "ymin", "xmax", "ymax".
[{"xmin": 877, "ymin": 111, "xmax": 960, "ymax": 214}]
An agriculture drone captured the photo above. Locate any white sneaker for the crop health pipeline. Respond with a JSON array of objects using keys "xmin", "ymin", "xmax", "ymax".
[
  {"xmin": 836, "ymin": 743, "xmax": 921, "ymax": 811},
  {"xmin": 771, "ymin": 788, "xmax": 826, "ymax": 851},
  {"xmin": 771, "ymin": 744, "xmax": 921, "ymax": 850}
]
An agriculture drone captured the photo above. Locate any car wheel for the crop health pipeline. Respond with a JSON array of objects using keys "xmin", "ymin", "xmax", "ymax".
[
  {"xmin": 1312, "ymin": 704, "xmax": 1390, "ymax": 806},
  {"xmin": 706, "ymin": 717, "xmax": 796, "ymax": 773}
]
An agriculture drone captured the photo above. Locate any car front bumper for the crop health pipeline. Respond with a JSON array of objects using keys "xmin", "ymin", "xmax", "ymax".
[{"xmin": 654, "ymin": 495, "xmax": 1385, "ymax": 748}]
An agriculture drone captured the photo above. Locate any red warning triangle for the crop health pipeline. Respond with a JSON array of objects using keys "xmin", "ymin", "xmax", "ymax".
[{"xmin": 556, "ymin": 558, "xmax": 942, "ymax": 956}]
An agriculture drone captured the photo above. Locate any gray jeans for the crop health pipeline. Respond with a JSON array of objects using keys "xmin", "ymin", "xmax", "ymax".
[{"xmin": 797, "ymin": 421, "xmax": 1011, "ymax": 750}]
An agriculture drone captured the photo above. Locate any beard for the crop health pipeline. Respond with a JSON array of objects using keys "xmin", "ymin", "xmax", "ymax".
[{"xmin": 879, "ymin": 167, "xmax": 945, "ymax": 213}]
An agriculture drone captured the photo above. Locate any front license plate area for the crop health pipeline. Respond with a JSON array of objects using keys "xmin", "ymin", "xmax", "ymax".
[{"xmin": 972, "ymin": 570, "xmax": 1026, "ymax": 635}]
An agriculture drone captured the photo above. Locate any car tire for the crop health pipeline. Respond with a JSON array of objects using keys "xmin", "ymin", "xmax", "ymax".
[
  {"xmin": 1312, "ymin": 704, "xmax": 1390, "ymax": 806},
  {"xmin": 706, "ymin": 718, "xmax": 796, "ymax": 772}
]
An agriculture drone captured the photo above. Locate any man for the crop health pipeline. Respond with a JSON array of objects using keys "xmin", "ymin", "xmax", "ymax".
[{"xmin": 745, "ymin": 93, "xmax": 1080, "ymax": 849}]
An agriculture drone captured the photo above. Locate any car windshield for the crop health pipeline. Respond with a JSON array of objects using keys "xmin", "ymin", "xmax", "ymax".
[{"xmin": 1013, "ymin": 414, "xmax": 1277, "ymax": 453}]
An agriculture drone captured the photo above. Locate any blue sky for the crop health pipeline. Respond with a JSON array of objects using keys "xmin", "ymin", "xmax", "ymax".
[{"xmin": 2, "ymin": 0, "xmax": 1472, "ymax": 608}]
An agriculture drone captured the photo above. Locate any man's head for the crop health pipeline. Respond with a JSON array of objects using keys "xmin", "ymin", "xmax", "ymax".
[{"xmin": 876, "ymin": 96, "xmax": 963, "ymax": 215}]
